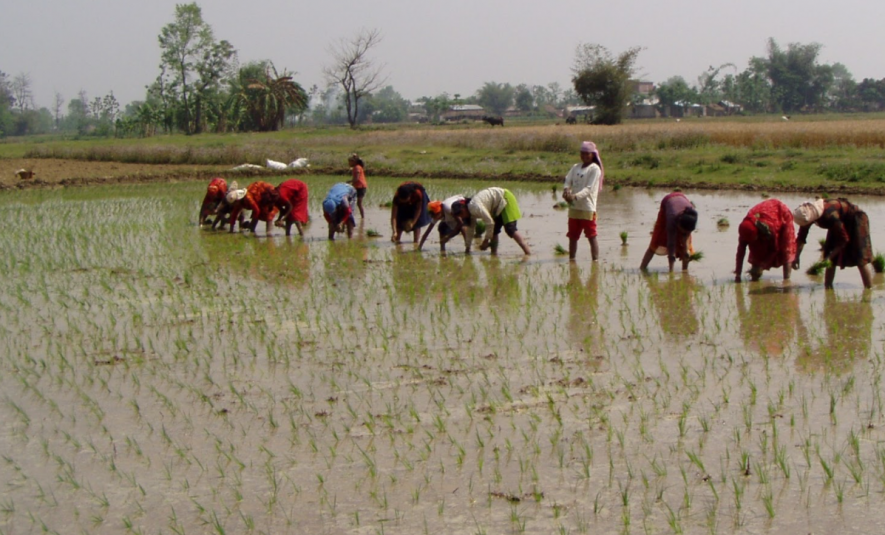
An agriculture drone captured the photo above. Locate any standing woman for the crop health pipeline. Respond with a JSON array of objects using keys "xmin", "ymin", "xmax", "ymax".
[
  {"xmin": 467, "ymin": 187, "xmax": 532, "ymax": 255},
  {"xmin": 273, "ymin": 179, "xmax": 309, "ymax": 237},
  {"xmin": 734, "ymin": 198, "xmax": 797, "ymax": 282},
  {"xmin": 199, "ymin": 177, "xmax": 228, "ymax": 225},
  {"xmin": 563, "ymin": 141, "xmax": 603, "ymax": 261},
  {"xmin": 793, "ymin": 198, "xmax": 873, "ymax": 289},
  {"xmin": 349, "ymin": 153, "xmax": 368, "ymax": 220},
  {"xmin": 639, "ymin": 191, "xmax": 698, "ymax": 272},
  {"xmin": 323, "ymin": 182, "xmax": 357, "ymax": 241},
  {"xmin": 390, "ymin": 181, "xmax": 432, "ymax": 243}
]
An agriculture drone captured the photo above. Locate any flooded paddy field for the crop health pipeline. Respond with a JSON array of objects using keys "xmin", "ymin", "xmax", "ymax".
[{"xmin": 1, "ymin": 177, "xmax": 885, "ymax": 534}]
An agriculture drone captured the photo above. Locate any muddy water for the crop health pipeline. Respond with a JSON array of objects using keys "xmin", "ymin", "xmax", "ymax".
[{"xmin": 0, "ymin": 179, "xmax": 884, "ymax": 535}]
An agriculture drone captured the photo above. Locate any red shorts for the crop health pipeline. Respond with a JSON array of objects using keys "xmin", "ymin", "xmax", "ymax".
[{"xmin": 567, "ymin": 218, "xmax": 597, "ymax": 239}]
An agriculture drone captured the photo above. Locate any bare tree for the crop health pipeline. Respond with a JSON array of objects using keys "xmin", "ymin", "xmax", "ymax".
[
  {"xmin": 53, "ymin": 92, "xmax": 65, "ymax": 130},
  {"xmin": 12, "ymin": 73, "xmax": 34, "ymax": 112},
  {"xmin": 323, "ymin": 28, "xmax": 387, "ymax": 128}
]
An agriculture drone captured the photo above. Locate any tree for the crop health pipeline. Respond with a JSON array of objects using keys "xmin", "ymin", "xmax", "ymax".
[
  {"xmin": 735, "ymin": 56, "xmax": 771, "ymax": 113},
  {"xmin": 235, "ymin": 61, "xmax": 308, "ymax": 132},
  {"xmin": 475, "ymin": 82, "xmax": 514, "ymax": 116},
  {"xmin": 514, "ymin": 84, "xmax": 534, "ymax": 112},
  {"xmin": 360, "ymin": 85, "xmax": 409, "ymax": 123},
  {"xmin": 0, "ymin": 71, "xmax": 13, "ymax": 136},
  {"xmin": 323, "ymin": 28, "xmax": 387, "ymax": 128},
  {"xmin": 158, "ymin": 2, "xmax": 236, "ymax": 134},
  {"xmin": 53, "ymin": 92, "xmax": 65, "ymax": 130},
  {"xmin": 418, "ymin": 93, "xmax": 451, "ymax": 123},
  {"xmin": 763, "ymin": 38, "xmax": 832, "ymax": 113},
  {"xmin": 571, "ymin": 44, "xmax": 642, "ymax": 125},
  {"xmin": 655, "ymin": 76, "xmax": 697, "ymax": 116},
  {"xmin": 11, "ymin": 73, "xmax": 34, "ymax": 113},
  {"xmin": 696, "ymin": 63, "xmax": 735, "ymax": 105}
]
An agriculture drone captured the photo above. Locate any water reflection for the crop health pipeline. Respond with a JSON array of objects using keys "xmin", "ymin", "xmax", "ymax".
[
  {"xmin": 797, "ymin": 292, "xmax": 873, "ymax": 372},
  {"xmin": 642, "ymin": 272, "xmax": 701, "ymax": 338},
  {"xmin": 567, "ymin": 263, "xmax": 603, "ymax": 355},
  {"xmin": 734, "ymin": 283, "xmax": 801, "ymax": 357}
]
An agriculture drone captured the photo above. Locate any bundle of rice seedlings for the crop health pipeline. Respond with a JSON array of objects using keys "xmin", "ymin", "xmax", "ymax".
[
  {"xmin": 689, "ymin": 251, "xmax": 704, "ymax": 262},
  {"xmin": 806, "ymin": 259, "xmax": 833, "ymax": 276},
  {"xmin": 554, "ymin": 244, "xmax": 568, "ymax": 256},
  {"xmin": 872, "ymin": 252, "xmax": 885, "ymax": 273}
]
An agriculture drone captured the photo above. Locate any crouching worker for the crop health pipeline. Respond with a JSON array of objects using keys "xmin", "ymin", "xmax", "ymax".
[
  {"xmin": 323, "ymin": 182, "xmax": 357, "ymax": 241},
  {"xmin": 230, "ymin": 181, "xmax": 279, "ymax": 236},
  {"xmin": 639, "ymin": 191, "xmax": 698, "ymax": 272},
  {"xmin": 419, "ymin": 196, "xmax": 472, "ymax": 253},
  {"xmin": 199, "ymin": 177, "xmax": 228, "ymax": 226},
  {"xmin": 213, "ymin": 182, "xmax": 247, "ymax": 232},
  {"xmin": 467, "ymin": 187, "xmax": 531, "ymax": 255},
  {"xmin": 390, "ymin": 181, "xmax": 432, "ymax": 244},
  {"xmin": 735, "ymin": 199, "xmax": 796, "ymax": 282},
  {"xmin": 273, "ymin": 179, "xmax": 309, "ymax": 237},
  {"xmin": 793, "ymin": 198, "xmax": 873, "ymax": 289}
]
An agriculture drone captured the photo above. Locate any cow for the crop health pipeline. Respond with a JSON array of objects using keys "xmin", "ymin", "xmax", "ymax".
[
  {"xmin": 482, "ymin": 115, "xmax": 504, "ymax": 127},
  {"xmin": 15, "ymin": 169, "xmax": 35, "ymax": 180},
  {"xmin": 565, "ymin": 115, "xmax": 577, "ymax": 125}
]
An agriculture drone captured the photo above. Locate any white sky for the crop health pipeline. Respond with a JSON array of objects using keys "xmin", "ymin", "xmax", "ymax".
[{"xmin": 3, "ymin": 0, "xmax": 884, "ymax": 110}]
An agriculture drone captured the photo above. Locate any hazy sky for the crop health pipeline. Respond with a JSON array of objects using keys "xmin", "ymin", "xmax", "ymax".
[{"xmin": 3, "ymin": 0, "xmax": 884, "ymax": 110}]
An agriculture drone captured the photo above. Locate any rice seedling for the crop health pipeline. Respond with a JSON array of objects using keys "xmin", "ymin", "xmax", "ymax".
[
  {"xmin": 619, "ymin": 231, "xmax": 628, "ymax": 245},
  {"xmin": 806, "ymin": 259, "xmax": 833, "ymax": 276},
  {"xmin": 689, "ymin": 251, "xmax": 704, "ymax": 262},
  {"xmin": 366, "ymin": 229, "xmax": 382, "ymax": 238},
  {"xmin": 554, "ymin": 244, "xmax": 568, "ymax": 256},
  {"xmin": 872, "ymin": 252, "xmax": 885, "ymax": 273},
  {"xmin": 717, "ymin": 217, "xmax": 729, "ymax": 228}
]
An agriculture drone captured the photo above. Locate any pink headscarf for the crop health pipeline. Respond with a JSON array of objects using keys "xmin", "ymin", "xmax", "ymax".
[{"xmin": 581, "ymin": 141, "xmax": 604, "ymax": 191}]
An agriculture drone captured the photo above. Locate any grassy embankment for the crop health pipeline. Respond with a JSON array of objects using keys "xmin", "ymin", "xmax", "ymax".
[{"xmin": 3, "ymin": 113, "xmax": 885, "ymax": 192}]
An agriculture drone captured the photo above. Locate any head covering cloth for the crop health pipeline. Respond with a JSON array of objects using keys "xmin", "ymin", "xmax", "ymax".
[
  {"xmin": 580, "ymin": 141, "xmax": 605, "ymax": 191},
  {"xmin": 793, "ymin": 199, "xmax": 825, "ymax": 226}
]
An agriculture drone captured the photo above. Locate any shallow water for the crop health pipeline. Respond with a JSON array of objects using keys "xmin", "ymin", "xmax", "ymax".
[{"xmin": 0, "ymin": 178, "xmax": 884, "ymax": 535}]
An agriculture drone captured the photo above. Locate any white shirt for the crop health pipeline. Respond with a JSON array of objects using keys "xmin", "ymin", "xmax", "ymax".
[
  {"xmin": 441, "ymin": 195, "xmax": 465, "ymax": 226},
  {"xmin": 563, "ymin": 162, "xmax": 600, "ymax": 213},
  {"xmin": 468, "ymin": 187, "xmax": 507, "ymax": 241}
]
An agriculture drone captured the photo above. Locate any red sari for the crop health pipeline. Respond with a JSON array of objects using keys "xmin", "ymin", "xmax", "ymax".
[
  {"xmin": 276, "ymin": 180, "xmax": 309, "ymax": 223},
  {"xmin": 200, "ymin": 178, "xmax": 228, "ymax": 219},
  {"xmin": 231, "ymin": 181, "xmax": 278, "ymax": 224},
  {"xmin": 737, "ymin": 199, "xmax": 797, "ymax": 270}
]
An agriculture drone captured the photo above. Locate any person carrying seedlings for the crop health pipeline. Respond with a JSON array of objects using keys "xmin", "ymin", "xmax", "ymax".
[
  {"xmin": 419, "ymin": 195, "xmax": 472, "ymax": 253},
  {"xmin": 348, "ymin": 153, "xmax": 368, "ymax": 220},
  {"xmin": 323, "ymin": 182, "xmax": 357, "ymax": 241},
  {"xmin": 562, "ymin": 140, "xmax": 603, "ymax": 261},
  {"xmin": 213, "ymin": 181, "xmax": 246, "ymax": 231},
  {"xmin": 229, "ymin": 181, "xmax": 279, "ymax": 235},
  {"xmin": 273, "ymin": 179, "xmax": 309, "ymax": 237},
  {"xmin": 792, "ymin": 198, "xmax": 872, "ymax": 289},
  {"xmin": 467, "ymin": 187, "xmax": 532, "ymax": 255},
  {"xmin": 390, "ymin": 181, "xmax": 432, "ymax": 244},
  {"xmin": 639, "ymin": 191, "xmax": 698, "ymax": 272},
  {"xmin": 199, "ymin": 177, "xmax": 228, "ymax": 225},
  {"xmin": 734, "ymin": 198, "xmax": 797, "ymax": 282}
]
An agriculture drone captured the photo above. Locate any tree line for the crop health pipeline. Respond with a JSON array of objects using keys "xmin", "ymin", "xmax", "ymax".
[{"xmin": 4, "ymin": 4, "xmax": 885, "ymax": 137}]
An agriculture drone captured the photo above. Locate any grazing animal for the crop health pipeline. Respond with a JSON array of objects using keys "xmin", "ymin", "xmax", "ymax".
[
  {"xmin": 781, "ymin": 115, "xmax": 790, "ymax": 121},
  {"xmin": 15, "ymin": 169, "xmax": 34, "ymax": 180},
  {"xmin": 565, "ymin": 115, "xmax": 577, "ymax": 125},
  {"xmin": 482, "ymin": 115, "xmax": 504, "ymax": 127}
]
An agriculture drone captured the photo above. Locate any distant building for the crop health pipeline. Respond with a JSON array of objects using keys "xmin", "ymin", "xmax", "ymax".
[
  {"xmin": 631, "ymin": 80, "xmax": 655, "ymax": 96},
  {"xmin": 564, "ymin": 105, "xmax": 595, "ymax": 124},
  {"xmin": 442, "ymin": 104, "xmax": 485, "ymax": 122}
]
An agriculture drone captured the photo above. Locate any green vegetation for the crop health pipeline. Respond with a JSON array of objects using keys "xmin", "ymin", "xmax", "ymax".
[{"xmin": 7, "ymin": 116, "xmax": 885, "ymax": 192}]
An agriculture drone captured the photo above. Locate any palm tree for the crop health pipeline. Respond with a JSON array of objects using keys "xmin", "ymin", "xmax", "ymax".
[{"xmin": 235, "ymin": 63, "xmax": 308, "ymax": 132}]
